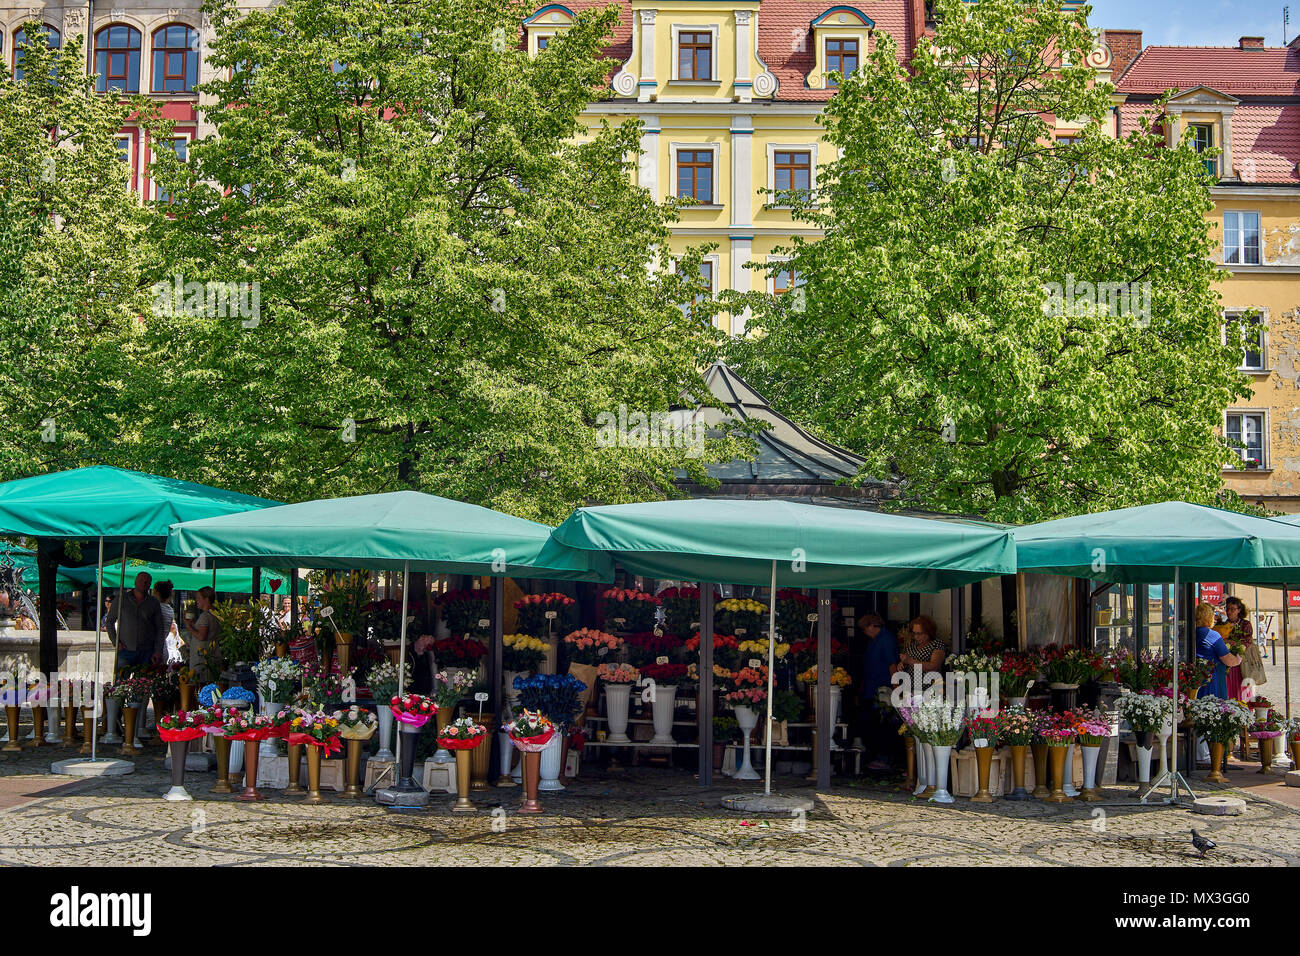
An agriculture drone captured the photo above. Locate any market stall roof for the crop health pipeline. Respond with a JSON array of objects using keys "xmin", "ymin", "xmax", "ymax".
[
  {"xmin": 60, "ymin": 561, "xmax": 302, "ymax": 594},
  {"xmin": 165, "ymin": 490, "xmax": 613, "ymax": 581},
  {"xmin": 550, "ymin": 497, "xmax": 1016, "ymax": 592},
  {"xmin": 0, "ymin": 466, "xmax": 280, "ymax": 544},
  {"xmin": 675, "ymin": 363, "xmax": 897, "ymax": 501},
  {"xmin": 0, "ymin": 546, "xmax": 80, "ymax": 591},
  {"xmin": 1013, "ymin": 501, "xmax": 1300, "ymax": 584}
]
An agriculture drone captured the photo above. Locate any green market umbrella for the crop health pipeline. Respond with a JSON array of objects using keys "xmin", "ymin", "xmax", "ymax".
[
  {"xmin": 552, "ymin": 498, "xmax": 1017, "ymax": 796},
  {"xmin": 86, "ymin": 562, "xmax": 300, "ymax": 594},
  {"xmin": 167, "ymin": 490, "xmax": 613, "ymax": 795},
  {"xmin": 1014, "ymin": 501, "xmax": 1300, "ymax": 803},
  {"xmin": 0, "ymin": 466, "xmax": 279, "ymax": 768},
  {"xmin": 550, "ymin": 498, "xmax": 1015, "ymax": 592}
]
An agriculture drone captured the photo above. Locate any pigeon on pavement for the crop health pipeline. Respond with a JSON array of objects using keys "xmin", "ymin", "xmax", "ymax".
[{"xmin": 1191, "ymin": 829, "xmax": 1216, "ymax": 858}]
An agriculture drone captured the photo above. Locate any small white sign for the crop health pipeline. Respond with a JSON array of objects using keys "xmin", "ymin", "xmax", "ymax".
[
  {"xmin": 735, "ymin": 627, "xmax": 747, "ymax": 636},
  {"xmin": 544, "ymin": 610, "xmax": 557, "ymax": 620},
  {"xmin": 477, "ymin": 618, "xmax": 490, "ymax": 629},
  {"xmin": 656, "ymin": 655, "xmax": 669, "ymax": 665},
  {"xmin": 473, "ymin": 692, "xmax": 489, "ymax": 703},
  {"xmin": 598, "ymin": 647, "xmax": 609, "ymax": 657},
  {"xmin": 806, "ymin": 613, "xmax": 818, "ymax": 622},
  {"xmin": 748, "ymin": 658, "xmax": 762, "ymax": 669},
  {"xmin": 613, "ymin": 617, "xmax": 626, "ymax": 627}
]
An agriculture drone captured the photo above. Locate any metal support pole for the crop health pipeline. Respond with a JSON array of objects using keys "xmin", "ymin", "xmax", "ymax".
[
  {"xmin": 764, "ymin": 562, "xmax": 777, "ymax": 795},
  {"xmin": 698, "ymin": 584, "xmax": 714, "ymax": 786},
  {"xmin": 1284, "ymin": 586, "xmax": 1291, "ymax": 722},
  {"xmin": 90, "ymin": 537, "xmax": 104, "ymax": 761},
  {"xmin": 395, "ymin": 560, "xmax": 410, "ymax": 774},
  {"xmin": 489, "ymin": 577, "xmax": 504, "ymax": 719},
  {"xmin": 1145, "ymin": 567, "xmax": 1194, "ymax": 804},
  {"xmin": 816, "ymin": 588, "xmax": 832, "ymax": 790}
]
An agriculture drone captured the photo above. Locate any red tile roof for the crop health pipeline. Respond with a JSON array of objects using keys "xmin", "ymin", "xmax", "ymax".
[
  {"xmin": 1116, "ymin": 46, "xmax": 1300, "ymax": 96},
  {"xmin": 1229, "ymin": 105, "xmax": 1300, "ymax": 183}
]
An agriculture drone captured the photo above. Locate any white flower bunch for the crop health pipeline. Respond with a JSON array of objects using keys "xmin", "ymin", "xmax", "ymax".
[
  {"xmin": 253, "ymin": 657, "xmax": 302, "ymax": 703},
  {"xmin": 1116, "ymin": 690, "xmax": 1173, "ymax": 734},
  {"xmin": 368, "ymin": 659, "xmax": 412, "ymax": 701},
  {"xmin": 912, "ymin": 696, "xmax": 966, "ymax": 746},
  {"xmin": 947, "ymin": 652, "xmax": 998, "ymax": 674}
]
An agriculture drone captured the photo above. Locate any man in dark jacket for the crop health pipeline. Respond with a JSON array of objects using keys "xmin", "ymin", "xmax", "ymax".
[{"xmin": 104, "ymin": 572, "xmax": 166, "ymax": 671}]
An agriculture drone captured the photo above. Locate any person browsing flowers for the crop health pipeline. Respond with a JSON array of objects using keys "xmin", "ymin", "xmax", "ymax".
[{"xmin": 892, "ymin": 616, "xmax": 946, "ymax": 675}]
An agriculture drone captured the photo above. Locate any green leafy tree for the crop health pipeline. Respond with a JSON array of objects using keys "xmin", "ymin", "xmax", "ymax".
[
  {"xmin": 0, "ymin": 24, "xmax": 162, "ymax": 479},
  {"xmin": 140, "ymin": 0, "xmax": 731, "ymax": 521},
  {"xmin": 728, "ymin": 0, "xmax": 1254, "ymax": 522}
]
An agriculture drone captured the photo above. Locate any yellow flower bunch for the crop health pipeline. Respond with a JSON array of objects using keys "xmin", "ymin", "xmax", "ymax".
[
  {"xmin": 717, "ymin": 598, "xmax": 768, "ymax": 615},
  {"xmin": 503, "ymin": 633, "xmax": 549, "ymax": 652},
  {"xmin": 798, "ymin": 665, "xmax": 852, "ymax": 686},
  {"xmin": 737, "ymin": 639, "xmax": 790, "ymax": 659}
]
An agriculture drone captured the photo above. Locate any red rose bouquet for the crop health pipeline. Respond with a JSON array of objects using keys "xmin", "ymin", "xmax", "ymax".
[
  {"xmin": 390, "ymin": 693, "xmax": 437, "ymax": 728},
  {"xmin": 431, "ymin": 636, "xmax": 487, "ymax": 669},
  {"xmin": 513, "ymin": 592, "xmax": 577, "ymax": 637},
  {"xmin": 624, "ymin": 631, "xmax": 683, "ymax": 666},
  {"xmin": 156, "ymin": 711, "xmax": 209, "ymax": 742},
  {"xmin": 600, "ymin": 587, "xmax": 661, "ymax": 633},
  {"xmin": 639, "ymin": 661, "xmax": 689, "ymax": 686}
]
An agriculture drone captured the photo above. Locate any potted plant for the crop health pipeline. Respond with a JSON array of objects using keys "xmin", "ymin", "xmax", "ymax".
[
  {"xmin": 714, "ymin": 598, "xmax": 767, "ymax": 639},
  {"xmin": 947, "ymin": 651, "xmax": 999, "ymax": 709},
  {"xmin": 514, "ymin": 673, "xmax": 585, "ymax": 791},
  {"xmin": 998, "ymin": 651, "xmax": 1038, "ymax": 707},
  {"xmin": 506, "ymin": 710, "xmax": 556, "ymax": 813},
  {"xmin": 156, "ymin": 711, "xmax": 209, "ymax": 801},
  {"xmin": 797, "ymin": 664, "xmax": 852, "ymax": 740},
  {"xmin": 596, "ymin": 663, "xmax": 639, "ymax": 744},
  {"xmin": 995, "ymin": 705, "xmax": 1035, "ymax": 800},
  {"xmin": 502, "ymin": 633, "xmax": 548, "ymax": 691},
  {"xmin": 429, "ymin": 668, "xmax": 478, "ymax": 762},
  {"xmin": 222, "ymin": 711, "xmax": 273, "ymax": 801},
  {"xmin": 966, "ymin": 712, "xmax": 999, "ymax": 802},
  {"xmin": 912, "ymin": 697, "xmax": 965, "ymax": 804},
  {"xmin": 437, "ymin": 716, "xmax": 489, "ymax": 811},
  {"xmin": 1073, "ymin": 705, "xmax": 1112, "ymax": 800},
  {"xmin": 724, "ymin": 667, "xmax": 767, "ymax": 781},
  {"xmin": 287, "ymin": 711, "xmax": 342, "ymax": 804},
  {"xmin": 1188, "ymin": 695, "xmax": 1250, "ymax": 783},
  {"xmin": 658, "ymin": 586, "xmax": 707, "ymax": 640},
  {"xmin": 685, "ymin": 632, "xmax": 741, "ymax": 671},
  {"xmin": 334, "ymin": 705, "xmax": 378, "ymax": 797},
  {"xmin": 1039, "ymin": 711, "xmax": 1081, "ymax": 803},
  {"xmin": 562, "ymin": 628, "xmax": 622, "ymax": 666},
  {"xmin": 389, "ymin": 693, "xmax": 437, "ymax": 793}
]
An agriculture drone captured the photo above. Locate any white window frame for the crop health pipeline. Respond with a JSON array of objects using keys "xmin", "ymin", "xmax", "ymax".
[
  {"xmin": 765, "ymin": 254, "xmax": 806, "ymax": 297},
  {"xmin": 1223, "ymin": 209, "xmax": 1263, "ymax": 266},
  {"xmin": 116, "ymin": 133, "xmax": 136, "ymax": 193},
  {"xmin": 766, "ymin": 143, "xmax": 818, "ymax": 207},
  {"xmin": 669, "ymin": 141, "xmax": 722, "ymax": 205},
  {"xmin": 670, "ymin": 24, "xmax": 719, "ymax": 82},
  {"xmin": 1224, "ymin": 408, "xmax": 1268, "ymax": 470},
  {"xmin": 150, "ymin": 130, "xmax": 191, "ymax": 203},
  {"xmin": 1222, "ymin": 308, "xmax": 1268, "ymax": 372}
]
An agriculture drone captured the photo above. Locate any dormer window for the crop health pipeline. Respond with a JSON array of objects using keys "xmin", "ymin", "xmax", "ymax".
[
  {"xmin": 679, "ymin": 31, "xmax": 712, "ymax": 80},
  {"xmin": 1188, "ymin": 122, "xmax": 1217, "ymax": 176},
  {"xmin": 807, "ymin": 7, "xmax": 873, "ymax": 90},
  {"xmin": 523, "ymin": 5, "xmax": 574, "ymax": 57}
]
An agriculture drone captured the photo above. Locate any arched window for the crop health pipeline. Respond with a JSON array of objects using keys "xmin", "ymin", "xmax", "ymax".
[
  {"xmin": 95, "ymin": 25, "xmax": 142, "ymax": 93},
  {"xmin": 13, "ymin": 24, "xmax": 61, "ymax": 81},
  {"xmin": 151, "ymin": 24, "xmax": 198, "ymax": 93}
]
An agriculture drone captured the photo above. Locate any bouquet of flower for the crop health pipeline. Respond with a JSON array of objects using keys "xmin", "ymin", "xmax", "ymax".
[
  {"xmin": 658, "ymin": 586, "xmax": 706, "ymax": 639},
  {"xmin": 797, "ymin": 665, "xmax": 852, "ymax": 687},
  {"xmin": 1187, "ymin": 696, "xmax": 1252, "ymax": 744},
  {"xmin": 624, "ymin": 630, "xmax": 683, "ymax": 666},
  {"xmin": 597, "ymin": 663, "xmax": 640, "ymax": 684},
  {"xmin": 1039, "ymin": 710, "xmax": 1081, "ymax": 746},
  {"xmin": 221, "ymin": 711, "xmax": 273, "ymax": 741},
  {"xmin": 737, "ymin": 638, "xmax": 790, "ymax": 661},
  {"xmin": 390, "ymin": 693, "xmax": 437, "ymax": 728},
  {"xmin": 300, "ymin": 660, "xmax": 346, "ymax": 711},
  {"xmin": 437, "ymin": 716, "xmax": 489, "ymax": 750},
  {"xmin": 639, "ymin": 661, "xmax": 689, "ymax": 686},
  {"xmin": 788, "ymin": 637, "xmax": 846, "ymax": 673},
  {"xmin": 912, "ymin": 697, "xmax": 966, "ymax": 746},
  {"xmin": 432, "ymin": 668, "xmax": 477, "ymax": 708},
  {"xmin": 513, "ymin": 592, "xmax": 577, "ymax": 637},
  {"xmin": 774, "ymin": 589, "xmax": 824, "ymax": 643},
  {"xmin": 1116, "ymin": 690, "xmax": 1172, "ymax": 734},
  {"xmin": 432, "ymin": 636, "xmax": 487, "ymax": 669},
  {"xmin": 190, "ymin": 706, "xmax": 227, "ymax": 733},
  {"xmin": 1072, "ymin": 706, "xmax": 1112, "ymax": 746},
  {"xmin": 368, "ymin": 659, "xmax": 411, "ymax": 702},
  {"xmin": 998, "ymin": 651, "xmax": 1038, "ymax": 698},
  {"xmin": 715, "ymin": 598, "xmax": 767, "ymax": 637},
  {"xmin": 502, "ymin": 633, "xmax": 549, "ymax": 671},
  {"xmin": 685, "ymin": 633, "xmax": 740, "ymax": 670},
  {"xmin": 725, "ymin": 666, "xmax": 768, "ymax": 707},
  {"xmin": 506, "ymin": 709, "xmax": 556, "ymax": 751},
  {"xmin": 967, "ymin": 621, "xmax": 1003, "ymax": 656},
  {"xmin": 995, "ymin": 705, "xmax": 1035, "ymax": 746},
  {"xmin": 288, "ymin": 711, "xmax": 342, "ymax": 752},
  {"xmin": 253, "ymin": 656, "xmax": 302, "ymax": 704},
  {"xmin": 267, "ymin": 705, "xmax": 300, "ymax": 739},
  {"xmin": 1038, "ymin": 644, "xmax": 1094, "ymax": 687},
  {"xmin": 514, "ymin": 673, "xmax": 586, "ymax": 731},
  {"xmin": 438, "ymin": 588, "xmax": 491, "ymax": 638},
  {"xmin": 334, "ymin": 705, "xmax": 378, "ymax": 740},
  {"xmin": 156, "ymin": 710, "xmax": 210, "ymax": 742},
  {"xmin": 600, "ymin": 587, "xmax": 661, "ymax": 633},
  {"xmin": 562, "ymin": 628, "xmax": 622, "ymax": 666},
  {"xmin": 106, "ymin": 675, "xmax": 151, "ymax": 705},
  {"xmin": 967, "ymin": 713, "xmax": 999, "ymax": 746},
  {"xmin": 1250, "ymin": 709, "xmax": 1283, "ymax": 738},
  {"xmin": 947, "ymin": 651, "xmax": 999, "ymax": 675},
  {"xmin": 1107, "ymin": 647, "xmax": 1159, "ymax": 692}
]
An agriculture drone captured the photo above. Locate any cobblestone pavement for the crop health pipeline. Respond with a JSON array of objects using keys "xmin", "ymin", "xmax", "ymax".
[{"xmin": 3, "ymin": 745, "xmax": 1300, "ymax": 866}]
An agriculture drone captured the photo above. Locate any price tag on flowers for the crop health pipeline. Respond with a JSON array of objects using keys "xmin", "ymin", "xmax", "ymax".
[
  {"xmin": 748, "ymin": 659, "xmax": 762, "ymax": 668},
  {"xmin": 656, "ymin": 655, "xmax": 669, "ymax": 665}
]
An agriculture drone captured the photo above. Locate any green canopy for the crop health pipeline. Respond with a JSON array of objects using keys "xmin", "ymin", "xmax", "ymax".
[
  {"xmin": 1013, "ymin": 502, "xmax": 1300, "ymax": 584},
  {"xmin": 1, "ymin": 546, "xmax": 80, "ymax": 591},
  {"xmin": 166, "ymin": 490, "xmax": 612, "ymax": 581},
  {"xmin": 64, "ymin": 561, "xmax": 301, "ymax": 594},
  {"xmin": 0, "ymin": 466, "xmax": 279, "ymax": 543},
  {"xmin": 549, "ymin": 498, "xmax": 1016, "ymax": 591}
]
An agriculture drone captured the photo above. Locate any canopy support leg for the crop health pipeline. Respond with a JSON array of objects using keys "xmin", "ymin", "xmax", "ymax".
[
  {"xmin": 816, "ymin": 587, "xmax": 831, "ymax": 791},
  {"xmin": 1145, "ymin": 567, "xmax": 1194, "ymax": 804},
  {"xmin": 697, "ymin": 584, "xmax": 714, "ymax": 787}
]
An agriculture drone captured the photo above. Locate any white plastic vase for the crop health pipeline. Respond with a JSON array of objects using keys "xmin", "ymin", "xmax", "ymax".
[
  {"xmin": 604, "ymin": 684, "xmax": 632, "ymax": 744},
  {"xmin": 230, "ymin": 740, "xmax": 245, "ymax": 777},
  {"xmin": 650, "ymin": 684, "xmax": 678, "ymax": 745},
  {"xmin": 828, "ymin": 685, "xmax": 842, "ymax": 750},
  {"xmin": 538, "ymin": 731, "xmax": 565, "ymax": 791},
  {"xmin": 1135, "ymin": 745, "xmax": 1154, "ymax": 787},
  {"xmin": 375, "ymin": 704, "xmax": 395, "ymax": 762},
  {"xmin": 929, "ymin": 744, "xmax": 955, "ymax": 803},
  {"xmin": 913, "ymin": 739, "xmax": 929, "ymax": 796},
  {"xmin": 1080, "ymin": 744, "xmax": 1100, "ymax": 791},
  {"xmin": 734, "ymin": 705, "xmax": 760, "ymax": 780},
  {"xmin": 1156, "ymin": 722, "xmax": 1173, "ymax": 781},
  {"xmin": 99, "ymin": 698, "xmax": 124, "ymax": 745},
  {"xmin": 1062, "ymin": 742, "xmax": 1079, "ymax": 796},
  {"xmin": 497, "ymin": 728, "xmax": 516, "ymax": 781},
  {"xmin": 504, "ymin": 670, "xmax": 528, "ymax": 704},
  {"xmin": 260, "ymin": 699, "xmax": 281, "ymax": 759}
]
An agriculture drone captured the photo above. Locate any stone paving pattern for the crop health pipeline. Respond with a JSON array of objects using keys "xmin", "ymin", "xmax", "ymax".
[{"xmin": 3, "ymin": 743, "xmax": 1300, "ymax": 865}]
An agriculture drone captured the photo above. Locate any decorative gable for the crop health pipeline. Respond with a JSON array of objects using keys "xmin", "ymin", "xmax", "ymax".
[{"xmin": 806, "ymin": 6, "xmax": 873, "ymax": 90}]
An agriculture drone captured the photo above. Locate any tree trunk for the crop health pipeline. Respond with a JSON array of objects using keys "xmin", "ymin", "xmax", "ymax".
[
  {"xmin": 36, "ymin": 539, "xmax": 65, "ymax": 676},
  {"xmin": 1000, "ymin": 575, "xmax": 1018, "ymax": 649}
]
